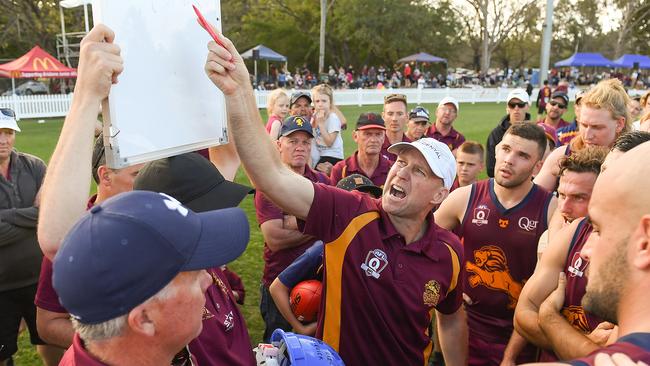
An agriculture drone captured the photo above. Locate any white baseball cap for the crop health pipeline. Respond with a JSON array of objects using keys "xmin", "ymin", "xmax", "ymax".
[
  {"xmin": 388, "ymin": 138, "xmax": 457, "ymax": 189},
  {"xmin": 0, "ymin": 108, "xmax": 20, "ymax": 132},
  {"xmin": 506, "ymin": 89, "xmax": 529, "ymax": 104},
  {"xmin": 438, "ymin": 96, "xmax": 459, "ymax": 112}
]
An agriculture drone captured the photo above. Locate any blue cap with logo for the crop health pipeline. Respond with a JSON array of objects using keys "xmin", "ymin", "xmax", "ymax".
[
  {"xmin": 280, "ymin": 115, "xmax": 314, "ymax": 137},
  {"xmin": 53, "ymin": 190, "xmax": 250, "ymax": 324}
]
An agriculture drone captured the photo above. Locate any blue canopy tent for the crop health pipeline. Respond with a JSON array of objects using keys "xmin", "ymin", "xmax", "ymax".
[
  {"xmin": 554, "ymin": 53, "xmax": 613, "ymax": 68},
  {"xmin": 241, "ymin": 45, "xmax": 287, "ymax": 84},
  {"xmin": 397, "ymin": 52, "xmax": 447, "ymax": 64},
  {"xmin": 611, "ymin": 54, "xmax": 650, "ymax": 69}
]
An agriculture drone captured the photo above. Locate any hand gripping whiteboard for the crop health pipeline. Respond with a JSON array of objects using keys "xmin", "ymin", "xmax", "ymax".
[{"xmin": 93, "ymin": 0, "xmax": 227, "ymax": 168}]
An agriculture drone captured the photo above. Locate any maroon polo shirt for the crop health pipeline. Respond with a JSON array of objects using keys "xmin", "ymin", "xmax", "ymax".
[
  {"xmin": 59, "ymin": 334, "xmax": 109, "ymax": 365},
  {"xmin": 329, "ymin": 151, "xmax": 392, "ymax": 187},
  {"xmin": 536, "ymin": 118, "xmax": 570, "ymax": 131},
  {"xmin": 380, "ymin": 134, "xmax": 411, "ymax": 162},
  {"xmin": 302, "ymin": 183, "xmax": 465, "ymax": 366},
  {"xmin": 427, "ymin": 125, "xmax": 466, "ymax": 152},
  {"xmin": 255, "ymin": 166, "xmax": 329, "ymax": 287},
  {"xmin": 191, "ymin": 267, "xmax": 255, "ymax": 366},
  {"xmin": 35, "ymin": 195, "xmax": 97, "ymax": 314}
]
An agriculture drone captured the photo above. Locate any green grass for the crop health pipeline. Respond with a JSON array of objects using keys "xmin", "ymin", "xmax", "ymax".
[{"xmin": 12, "ymin": 102, "xmax": 573, "ymax": 365}]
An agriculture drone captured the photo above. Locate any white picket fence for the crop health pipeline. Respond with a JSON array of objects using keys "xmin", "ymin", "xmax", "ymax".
[
  {"xmin": 0, "ymin": 94, "xmax": 74, "ymax": 120},
  {"xmin": 4, "ymin": 86, "xmax": 641, "ymax": 120}
]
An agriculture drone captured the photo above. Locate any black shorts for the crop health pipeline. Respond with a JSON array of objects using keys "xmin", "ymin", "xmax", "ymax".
[{"xmin": 0, "ymin": 284, "xmax": 45, "ymax": 361}]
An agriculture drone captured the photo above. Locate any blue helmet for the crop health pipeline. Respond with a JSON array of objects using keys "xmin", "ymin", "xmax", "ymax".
[{"xmin": 271, "ymin": 329, "xmax": 345, "ymax": 366}]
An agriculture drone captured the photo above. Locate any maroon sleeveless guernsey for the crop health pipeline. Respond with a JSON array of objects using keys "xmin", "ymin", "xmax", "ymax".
[
  {"xmin": 569, "ymin": 333, "xmax": 650, "ymax": 366},
  {"xmin": 458, "ymin": 179, "xmax": 553, "ymax": 343},
  {"xmin": 539, "ymin": 219, "xmax": 602, "ymax": 361}
]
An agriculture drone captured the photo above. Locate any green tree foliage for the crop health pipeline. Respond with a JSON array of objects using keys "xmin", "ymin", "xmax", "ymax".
[
  {"xmin": 232, "ymin": 0, "xmax": 461, "ymax": 71},
  {"xmin": 0, "ymin": 0, "xmax": 87, "ymax": 59}
]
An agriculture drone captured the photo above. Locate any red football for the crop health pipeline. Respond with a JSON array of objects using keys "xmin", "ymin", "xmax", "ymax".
[{"xmin": 289, "ymin": 280, "xmax": 322, "ymax": 323}]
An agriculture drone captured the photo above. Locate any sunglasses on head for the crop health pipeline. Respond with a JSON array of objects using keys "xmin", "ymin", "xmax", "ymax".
[
  {"xmin": 549, "ymin": 100, "xmax": 567, "ymax": 109},
  {"xmin": 508, "ymin": 101, "xmax": 527, "ymax": 109},
  {"xmin": 0, "ymin": 108, "xmax": 16, "ymax": 118}
]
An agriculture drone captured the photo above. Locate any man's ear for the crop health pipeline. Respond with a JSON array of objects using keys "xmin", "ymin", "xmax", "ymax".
[
  {"xmin": 97, "ymin": 165, "xmax": 111, "ymax": 186},
  {"xmin": 128, "ymin": 304, "xmax": 156, "ymax": 337},
  {"xmin": 430, "ymin": 187, "xmax": 449, "ymax": 206},
  {"xmin": 632, "ymin": 215, "xmax": 650, "ymax": 271}
]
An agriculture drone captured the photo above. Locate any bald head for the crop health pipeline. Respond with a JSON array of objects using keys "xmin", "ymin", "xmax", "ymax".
[{"xmin": 591, "ymin": 141, "xmax": 650, "ymax": 224}]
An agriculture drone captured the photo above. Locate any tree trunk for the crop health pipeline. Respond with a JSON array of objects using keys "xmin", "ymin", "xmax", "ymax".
[
  {"xmin": 480, "ymin": 1, "xmax": 490, "ymax": 75},
  {"xmin": 319, "ymin": 0, "xmax": 327, "ymax": 74}
]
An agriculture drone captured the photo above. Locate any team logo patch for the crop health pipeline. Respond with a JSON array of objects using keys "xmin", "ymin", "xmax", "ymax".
[
  {"xmin": 295, "ymin": 117, "xmax": 304, "ymax": 126},
  {"xmin": 360, "ymin": 249, "xmax": 388, "ymax": 279},
  {"xmin": 567, "ymin": 252, "xmax": 588, "ymax": 278},
  {"xmin": 498, "ymin": 219, "xmax": 509, "ymax": 228},
  {"xmin": 423, "ymin": 280, "xmax": 441, "ymax": 306},
  {"xmin": 223, "ymin": 311, "xmax": 234, "ymax": 332},
  {"xmin": 202, "ymin": 306, "xmax": 214, "ymax": 320},
  {"xmin": 518, "ymin": 217, "xmax": 538, "ymax": 232},
  {"xmin": 466, "ymin": 245, "xmax": 523, "ymax": 309},
  {"xmin": 471, "ymin": 205, "xmax": 490, "ymax": 226}
]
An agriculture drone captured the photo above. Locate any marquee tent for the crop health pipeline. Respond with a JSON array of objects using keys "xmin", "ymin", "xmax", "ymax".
[
  {"xmin": 0, "ymin": 45, "xmax": 77, "ymax": 95},
  {"xmin": 397, "ymin": 52, "xmax": 447, "ymax": 64},
  {"xmin": 554, "ymin": 53, "xmax": 613, "ymax": 68},
  {"xmin": 611, "ymin": 54, "xmax": 650, "ymax": 69}
]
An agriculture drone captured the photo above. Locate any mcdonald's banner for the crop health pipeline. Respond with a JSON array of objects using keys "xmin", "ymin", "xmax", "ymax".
[{"xmin": 0, "ymin": 45, "xmax": 77, "ymax": 79}]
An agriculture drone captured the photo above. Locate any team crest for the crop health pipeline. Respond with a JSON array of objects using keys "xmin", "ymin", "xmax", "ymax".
[
  {"xmin": 498, "ymin": 219, "xmax": 509, "ymax": 228},
  {"xmin": 202, "ymin": 306, "xmax": 214, "ymax": 320},
  {"xmin": 567, "ymin": 252, "xmax": 588, "ymax": 278},
  {"xmin": 295, "ymin": 117, "xmax": 304, "ymax": 126},
  {"xmin": 466, "ymin": 245, "xmax": 523, "ymax": 309},
  {"xmin": 360, "ymin": 249, "xmax": 388, "ymax": 279},
  {"xmin": 423, "ymin": 280, "xmax": 441, "ymax": 306},
  {"xmin": 471, "ymin": 205, "xmax": 490, "ymax": 226}
]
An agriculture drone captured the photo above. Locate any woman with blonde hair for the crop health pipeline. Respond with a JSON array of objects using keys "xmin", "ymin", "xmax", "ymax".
[
  {"xmin": 534, "ymin": 78, "xmax": 631, "ymax": 191},
  {"xmin": 265, "ymin": 88, "xmax": 289, "ymax": 140},
  {"xmin": 310, "ymin": 84, "xmax": 344, "ymax": 170}
]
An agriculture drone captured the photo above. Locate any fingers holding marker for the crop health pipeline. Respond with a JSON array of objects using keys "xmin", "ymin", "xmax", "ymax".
[{"xmin": 207, "ymin": 42, "xmax": 235, "ymax": 70}]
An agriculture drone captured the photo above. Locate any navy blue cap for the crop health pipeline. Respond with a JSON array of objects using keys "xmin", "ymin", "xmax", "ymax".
[
  {"xmin": 280, "ymin": 115, "xmax": 313, "ymax": 137},
  {"xmin": 53, "ymin": 190, "xmax": 249, "ymax": 324}
]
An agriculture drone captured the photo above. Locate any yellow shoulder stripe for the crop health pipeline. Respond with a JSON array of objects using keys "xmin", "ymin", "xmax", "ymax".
[{"xmin": 322, "ymin": 211, "xmax": 380, "ymax": 351}]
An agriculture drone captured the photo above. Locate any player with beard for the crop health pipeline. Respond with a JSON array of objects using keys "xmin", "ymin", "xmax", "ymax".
[
  {"xmin": 514, "ymin": 146, "xmax": 609, "ymax": 361},
  {"xmin": 527, "ymin": 132, "xmax": 650, "ymax": 362},
  {"xmin": 527, "ymin": 141, "xmax": 650, "ymax": 365},
  {"xmin": 534, "ymin": 79, "xmax": 631, "ymax": 192},
  {"xmin": 435, "ymin": 123, "xmax": 557, "ymax": 366}
]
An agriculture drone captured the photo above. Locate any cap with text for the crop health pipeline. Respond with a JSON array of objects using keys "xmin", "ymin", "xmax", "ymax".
[{"xmin": 388, "ymin": 138, "xmax": 457, "ymax": 189}]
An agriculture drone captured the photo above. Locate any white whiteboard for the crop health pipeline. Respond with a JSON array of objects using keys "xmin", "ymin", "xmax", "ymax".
[{"xmin": 92, "ymin": 0, "xmax": 227, "ymax": 168}]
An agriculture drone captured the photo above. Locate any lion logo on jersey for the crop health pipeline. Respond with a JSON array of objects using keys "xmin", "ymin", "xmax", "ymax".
[
  {"xmin": 561, "ymin": 305, "xmax": 590, "ymax": 333},
  {"xmin": 423, "ymin": 280, "xmax": 441, "ymax": 306},
  {"xmin": 466, "ymin": 245, "xmax": 523, "ymax": 309}
]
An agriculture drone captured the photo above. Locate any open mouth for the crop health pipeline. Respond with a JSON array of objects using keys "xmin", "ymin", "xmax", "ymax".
[{"xmin": 389, "ymin": 184, "xmax": 406, "ymax": 199}]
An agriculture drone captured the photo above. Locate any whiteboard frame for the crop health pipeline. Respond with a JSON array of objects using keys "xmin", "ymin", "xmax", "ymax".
[{"xmin": 92, "ymin": 0, "xmax": 227, "ymax": 168}]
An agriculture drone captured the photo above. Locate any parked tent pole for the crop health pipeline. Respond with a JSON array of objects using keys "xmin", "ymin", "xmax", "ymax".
[{"xmin": 11, "ymin": 77, "xmax": 18, "ymax": 120}]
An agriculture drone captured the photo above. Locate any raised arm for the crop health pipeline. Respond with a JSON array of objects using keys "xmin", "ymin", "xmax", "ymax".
[
  {"xmin": 203, "ymin": 27, "xmax": 313, "ymax": 219},
  {"xmin": 38, "ymin": 24, "xmax": 123, "ymax": 259}
]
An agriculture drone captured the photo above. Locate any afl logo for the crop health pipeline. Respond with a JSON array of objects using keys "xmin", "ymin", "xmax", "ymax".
[
  {"xmin": 518, "ymin": 217, "xmax": 538, "ymax": 232},
  {"xmin": 361, "ymin": 249, "xmax": 388, "ymax": 279},
  {"xmin": 471, "ymin": 205, "xmax": 490, "ymax": 226}
]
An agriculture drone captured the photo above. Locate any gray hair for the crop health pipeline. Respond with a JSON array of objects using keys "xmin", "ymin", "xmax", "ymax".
[{"xmin": 72, "ymin": 278, "xmax": 178, "ymax": 342}]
